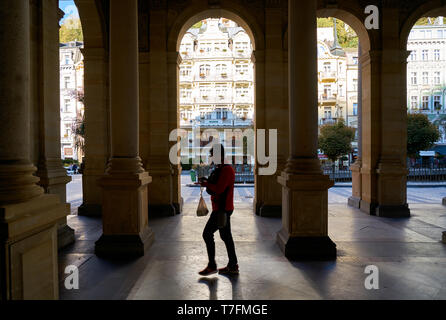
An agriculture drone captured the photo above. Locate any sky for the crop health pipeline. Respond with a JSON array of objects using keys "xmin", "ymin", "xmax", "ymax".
[{"xmin": 59, "ymin": 0, "xmax": 79, "ymax": 24}]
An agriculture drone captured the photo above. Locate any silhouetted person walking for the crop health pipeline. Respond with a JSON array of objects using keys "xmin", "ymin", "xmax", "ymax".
[{"xmin": 196, "ymin": 144, "xmax": 238, "ymax": 276}]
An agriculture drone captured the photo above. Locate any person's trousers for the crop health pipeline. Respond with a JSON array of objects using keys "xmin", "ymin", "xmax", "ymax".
[{"xmin": 202, "ymin": 210, "xmax": 238, "ymax": 268}]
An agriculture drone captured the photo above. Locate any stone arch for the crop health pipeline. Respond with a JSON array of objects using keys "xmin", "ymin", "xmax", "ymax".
[
  {"xmin": 74, "ymin": 0, "xmax": 107, "ymax": 49},
  {"xmin": 316, "ymin": 8, "xmax": 371, "ymax": 55},
  {"xmin": 401, "ymin": 0, "xmax": 446, "ymax": 48},
  {"xmin": 283, "ymin": 6, "xmax": 372, "ymax": 54},
  {"xmin": 167, "ymin": 5, "xmax": 265, "ymax": 52}
]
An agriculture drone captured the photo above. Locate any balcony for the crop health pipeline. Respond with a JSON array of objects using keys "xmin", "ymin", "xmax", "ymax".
[
  {"xmin": 196, "ymin": 118, "xmax": 234, "ymax": 127},
  {"xmin": 319, "ymin": 71, "xmax": 337, "ymax": 83},
  {"xmin": 320, "ymin": 118, "xmax": 338, "ymax": 125},
  {"xmin": 234, "ymin": 118, "xmax": 253, "ymax": 126},
  {"xmin": 318, "ymin": 94, "xmax": 337, "ymax": 106}
]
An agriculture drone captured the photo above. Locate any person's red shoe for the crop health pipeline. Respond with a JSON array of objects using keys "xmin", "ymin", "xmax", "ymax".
[
  {"xmin": 198, "ymin": 265, "xmax": 217, "ymax": 276},
  {"xmin": 218, "ymin": 264, "xmax": 239, "ymax": 275}
]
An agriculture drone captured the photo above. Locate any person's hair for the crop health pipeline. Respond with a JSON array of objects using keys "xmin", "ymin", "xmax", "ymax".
[{"xmin": 210, "ymin": 143, "xmax": 225, "ymax": 164}]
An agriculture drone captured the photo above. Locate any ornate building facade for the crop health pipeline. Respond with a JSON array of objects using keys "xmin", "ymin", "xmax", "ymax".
[
  {"xmin": 59, "ymin": 41, "xmax": 84, "ymax": 161},
  {"xmin": 407, "ymin": 17, "xmax": 446, "ymax": 143}
]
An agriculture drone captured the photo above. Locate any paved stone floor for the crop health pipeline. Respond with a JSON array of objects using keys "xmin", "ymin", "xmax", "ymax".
[{"xmin": 59, "ymin": 174, "xmax": 446, "ymax": 300}]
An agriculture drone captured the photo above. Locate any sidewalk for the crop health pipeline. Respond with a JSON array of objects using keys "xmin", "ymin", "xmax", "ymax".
[{"xmin": 334, "ymin": 181, "xmax": 446, "ymax": 188}]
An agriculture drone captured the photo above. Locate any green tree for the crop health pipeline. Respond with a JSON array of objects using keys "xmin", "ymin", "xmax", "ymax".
[
  {"xmin": 407, "ymin": 113, "xmax": 440, "ymax": 158},
  {"xmin": 318, "ymin": 119, "xmax": 355, "ymax": 172},
  {"xmin": 60, "ymin": 18, "xmax": 83, "ymax": 43}
]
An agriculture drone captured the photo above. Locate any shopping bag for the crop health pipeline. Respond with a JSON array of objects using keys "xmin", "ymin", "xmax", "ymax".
[{"xmin": 196, "ymin": 189, "xmax": 209, "ymax": 217}]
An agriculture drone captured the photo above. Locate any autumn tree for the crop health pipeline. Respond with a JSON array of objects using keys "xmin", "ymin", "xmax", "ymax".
[{"xmin": 60, "ymin": 17, "xmax": 83, "ymax": 43}]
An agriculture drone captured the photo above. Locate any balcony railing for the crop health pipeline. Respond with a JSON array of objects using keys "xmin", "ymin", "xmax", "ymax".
[{"xmin": 319, "ymin": 71, "xmax": 337, "ymax": 82}]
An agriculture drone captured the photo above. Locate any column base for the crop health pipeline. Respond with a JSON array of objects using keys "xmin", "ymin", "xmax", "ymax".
[
  {"xmin": 1, "ymin": 194, "xmax": 67, "ymax": 300},
  {"xmin": 57, "ymin": 223, "xmax": 75, "ymax": 250},
  {"xmin": 95, "ymin": 226, "xmax": 154, "ymax": 258},
  {"xmin": 257, "ymin": 204, "xmax": 282, "ymax": 218},
  {"xmin": 376, "ymin": 204, "xmax": 410, "ymax": 218},
  {"xmin": 348, "ymin": 196, "xmax": 361, "ymax": 209},
  {"xmin": 149, "ymin": 204, "xmax": 176, "ymax": 217},
  {"xmin": 276, "ymin": 228, "xmax": 336, "ymax": 261},
  {"xmin": 173, "ymin": 196, "xmax": 183, "ymax": 215},
  {"xmin": 360, "ymin": 200, "xmax": 378, "ymax": 215},
  {"xmin": 78, "ymin": 203, "xmax": 102, "ymax": 216}
]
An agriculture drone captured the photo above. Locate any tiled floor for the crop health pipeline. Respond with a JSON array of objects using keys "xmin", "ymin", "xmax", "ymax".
[{"xmin": 59, "ymin": 175, "xmax": 446, "ymax": 300}]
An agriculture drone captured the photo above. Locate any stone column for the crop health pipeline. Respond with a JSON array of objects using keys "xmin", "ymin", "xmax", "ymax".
[
  {"xmin": 32, "ymin": 0, "xmax": 73, "ymax": 249},
  {"xmin": 373, "ymin": 6, "xmax": 410, "ymax": 217},
  {"xmin": 348, "ymin": 42, "xmax": 362, "ymax": 208},
  {"xmin": 255, "ymin": 3, "xmax": 288, "ymax": 218},
  {"xmin": 95, "ymin": 0, "xmax": 154, "ymax": 257},
  {"xmin": 276, "ymin": 0, "xmax": 336, "ymax": 260},
  {"xmin": 0, "ymin": 0, "xmax": 67, "ymax": 299},
  {"xmin": 78, "ymin": 47, "xmax": 110, "ymax": 217},
  {"xmin": 167, "ymin": 51, "xmax": 183, "ymax": 215},
  {"xmin": 143, "ymin": 7, "xmax": 176, "ymax": 217}
]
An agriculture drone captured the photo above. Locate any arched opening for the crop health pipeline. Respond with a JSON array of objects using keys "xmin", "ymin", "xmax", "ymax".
[
  {"xmin": 176, "ymin": 17, "xmax": 256, "ymax": 213},
  {"xmin": 402, "ymin": 4, "xmax": 446, "ymax": 205},
  {"xmin": 59, "ymin": 1, "xmax": 85, "ymax": 217},
  {"xmin": 316, "ymin": 9, "xmax": 371, "ymax": 209}
]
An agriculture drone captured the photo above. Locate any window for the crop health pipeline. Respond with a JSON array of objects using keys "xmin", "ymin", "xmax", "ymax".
[
  {"xmin": 64, "ymin": 54, "xmax": 70, "ymax": 65},
  {"xmin": 323, "ymin": 62, "xmax": 331, "ymax": 73},
  {"xmin": 438, "ymin": 30, "xmax": 444, "ymax": 39},
  {"xmin": 235, "ymin": 64, "xmax": 248, "ymax": 75},
  {"xmin": 422, "ymin": 96, "xmax": 429, "ymax": 110},
  {"xmin": 180, "ymin": 66, "xmax": 191, "ymax": 77},
  {"xmin": 422, "ymin": 50, "xmax": 429, "ymax": 61},
  {"xmin": 409, "ymin": 51, "xmax": 417, "ymax": 61},
  {"xmin": 353, "ymin": 103, "xmax": 358, "ymax": 116},
  {"xmin": 216, "ymin": 64, "xmax": 228, "ymax": 76},
  {"xmin": 324, "ymin": 107, "xmax": 332, "ymax": 119},
  {"xmin": 426, "ymin": 30, "xmax": 432, "ymax": 39},
  {"xmin": 199, "ymin": 85, "xmax": 211, "ymax": 98},
  {"xmin": 434, "ymin": 96, "xmax": 441, "ymax": 110},
  {"xmin": 435, "ymin": 49, "xmax": 441, "ymax": 61},
  {"xmin": 339, "ymin": 84, "xmax": 344, "ymax": 97},
  {"xmin": 435, "ymin": 72, "xmax": 441, "ymax": 85},
  {"xmin": 64, "ymin": 99, "xmax": 70, "ymax": 112},
  {"xmin": 64, "ymin": 76, "xmax": 70, "ymax": 89},
  {"xmin": 235, "ymin": 41, "xmax": 249, "ymax": 53},
  {"xmin": 411, "ymin": 96, "xmax": 418, "ymax": 110},
  {"xmin": 323, "ymin": 85, "xmax": 332, "ymax": 99},
  {"xmin": 64, "ymin": 124, "xmax": 71, "ymax": 137},
  {"xmin": 352, "ymin": 79, "xmax": 358, "ymax": 91},
  {"xmin": 423, "ymin": 72, "xmax": 429, "ymax": 85},
  {"xmin": 199, "ymin": 64, "xmax": 210, "ymax": 78},
  {"xmin": 411, "ymin": 72, "xmax": 417, "ymax": 85},
  {"xmin": 353, "ymin": 56, "xmax": 358, "ymax": 65}
]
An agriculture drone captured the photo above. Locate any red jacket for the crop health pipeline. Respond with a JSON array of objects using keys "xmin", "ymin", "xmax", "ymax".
[{"xmin": 202, "ymin": 165, "xmax": 235, "ymax": 212}]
